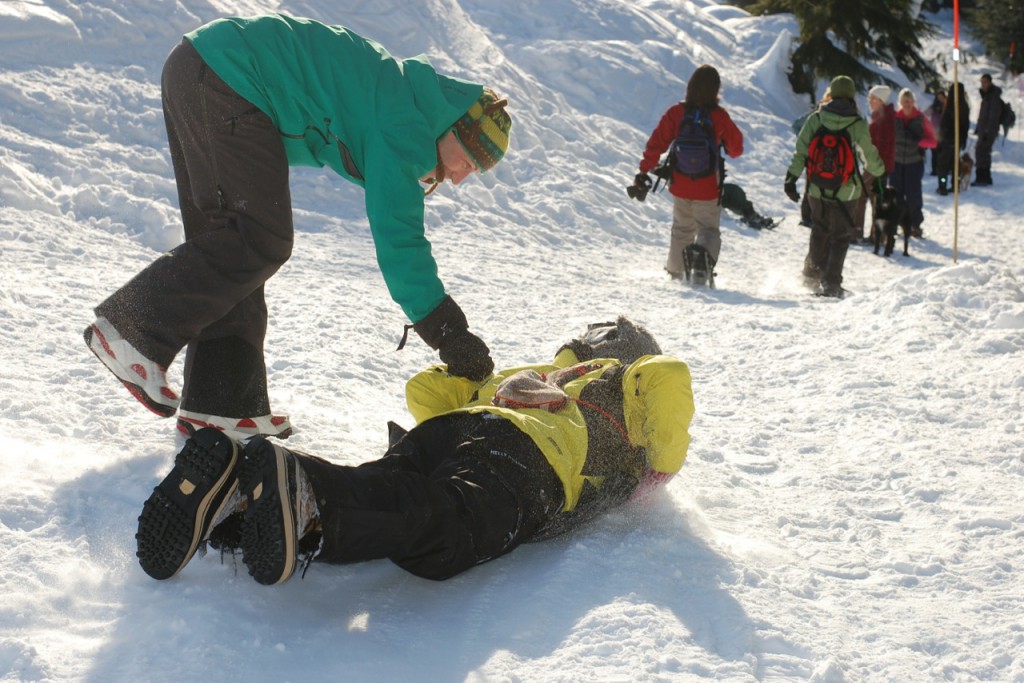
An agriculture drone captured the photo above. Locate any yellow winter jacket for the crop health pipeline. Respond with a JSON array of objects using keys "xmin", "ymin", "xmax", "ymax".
[{"xmin": 405, "ymin": 352, "xmax": 694, "ymax": 511}]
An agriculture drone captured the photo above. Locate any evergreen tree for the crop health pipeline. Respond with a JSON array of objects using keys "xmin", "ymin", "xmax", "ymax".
[
  {"xmin": 965, "ymin": 0, "xmax": 1024, "ymax": 74},
  {"xmin": 744, "ymin": 0, "xmax": 940, "ymax": 101}
]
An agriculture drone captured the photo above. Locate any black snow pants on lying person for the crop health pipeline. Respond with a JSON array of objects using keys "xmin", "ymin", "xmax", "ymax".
[{"xmin": 293, "ymin": 413, "xmax": 566, "ymax": 580}]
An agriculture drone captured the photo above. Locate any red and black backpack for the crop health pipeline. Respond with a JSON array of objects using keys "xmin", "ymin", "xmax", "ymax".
[{"xmin": 806, "ymin": 120, "xmax": 857, "ymax": 194}]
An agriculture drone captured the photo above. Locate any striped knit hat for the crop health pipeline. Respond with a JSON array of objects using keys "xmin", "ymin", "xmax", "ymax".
[{"xmin": 451, "ymin": 87, "xmax": 511, "ymax": 173}]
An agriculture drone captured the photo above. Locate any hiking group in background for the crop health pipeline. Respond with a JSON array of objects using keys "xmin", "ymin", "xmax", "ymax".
[{"xmin": 627, "ymin": 64, "xmax": 1013, "ymax": 298}]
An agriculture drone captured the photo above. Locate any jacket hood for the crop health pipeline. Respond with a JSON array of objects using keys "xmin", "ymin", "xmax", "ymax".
[
  {"xmin": 819, "ymin": 98, "xmax": 860, "ymax": 124},
  {"xmin": 980, "ymin": 84, "xmax": 1003, "ymax": 99},
  {"xmin": 402, "ymin": 56, "xmax": 483, "ymax": 139}
]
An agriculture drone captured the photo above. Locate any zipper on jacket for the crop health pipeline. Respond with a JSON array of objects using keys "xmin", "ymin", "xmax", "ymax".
[{"xmin": 278, "ymin": 119, "xmax": 364, "ymax": 181}]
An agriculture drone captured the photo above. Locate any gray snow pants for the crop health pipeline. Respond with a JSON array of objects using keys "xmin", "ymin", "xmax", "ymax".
[
  {"xmin": 94, "ymin": 40, "xmax": 293, "ymax": 417},
  {"xmin": 666, "ymin": 196, "xmax": 722, "ymax": 274}
]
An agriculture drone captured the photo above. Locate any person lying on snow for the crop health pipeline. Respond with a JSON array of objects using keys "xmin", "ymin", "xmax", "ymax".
[{"xmin": 135, "ymin": 317, "xmax": 694, "ymax": 585}]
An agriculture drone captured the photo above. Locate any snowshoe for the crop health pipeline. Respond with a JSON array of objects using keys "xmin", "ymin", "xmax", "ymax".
[
  {"xmin": 814, "ymin": 282, "xmax": 846, "ymax": 299},
  {"xmin": 742, "ymin": 214, "xmax": 779, "ymax": 230},
  {"xmin": 682, "ymin": 244, "xmax": 716, "ymax": 289}
]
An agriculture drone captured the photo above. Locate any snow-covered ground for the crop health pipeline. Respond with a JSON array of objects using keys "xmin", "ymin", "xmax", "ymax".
[{"xmin": 1, "ymin": 1, "xmax": 1022, "ymax": 680}]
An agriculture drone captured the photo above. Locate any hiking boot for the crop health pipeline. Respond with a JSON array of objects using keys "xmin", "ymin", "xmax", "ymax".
[
  {"xmin": 177, "ymin": 410, "xmax": 293, "ymax": 441},
  {"xmin": 238, "ymin": 438, "xmax": 321, "ymax": 585},
  {"xmin": 971, "ymin": 173, "xmax": 992, "ymax": 187},
  {"xmin": 136, "ymin": 428, "xmax": 243, "ymax": 579},
  {"xmin": 84, "ymin": 317, "xmax": 179, "ymax": 417}
]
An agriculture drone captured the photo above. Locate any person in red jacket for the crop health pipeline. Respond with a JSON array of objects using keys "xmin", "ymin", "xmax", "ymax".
[
  {"xmin": 853, "ymin": 85, "xmax": 896, "ymax": 242},
  {"xmin": 892, "ymin": 88, "xmax": 936, "ymax": 236},
  {"xmin": 632, "ymin": 65, "xmax": 743, "ymax": 284}
]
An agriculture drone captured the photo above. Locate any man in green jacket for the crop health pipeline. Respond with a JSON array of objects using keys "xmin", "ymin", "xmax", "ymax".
[
  {"xmin": 84, "ymin": 14, "xmax": 511, "ymax": 439},
  {"xmin": 784, "ymin": 75, "xmax": 884, "ymax": 297},
  {"xmin": 134, "ymin": 317, "xmax": 694, "ymax": 585}
]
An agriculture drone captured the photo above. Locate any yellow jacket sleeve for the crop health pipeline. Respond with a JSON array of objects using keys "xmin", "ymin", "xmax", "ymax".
[
  {"xmin": 405, "ymin": 365, "xmax": 483, "ymax": 424},
  {"xmin": 621, "ymin": 355, "xmax": 694, "ymax": 474},
  {"xmin": 552, "ymin": 346, "xmax": 581, "ymax": 367}
]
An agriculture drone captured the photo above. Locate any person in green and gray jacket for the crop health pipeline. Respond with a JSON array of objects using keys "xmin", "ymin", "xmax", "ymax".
[
  {"xmin": 84, "ymin": 14, "xmax": 512, "ymax": 441},
  {"xmin": 784, "ymin": 75, "xmax": 884, "ymax": 298}
]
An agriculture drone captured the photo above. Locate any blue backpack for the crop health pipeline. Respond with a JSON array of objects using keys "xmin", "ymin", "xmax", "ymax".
[{"xmin": 670, "ymin": 106, "xmax": 721, "ymax": 180}]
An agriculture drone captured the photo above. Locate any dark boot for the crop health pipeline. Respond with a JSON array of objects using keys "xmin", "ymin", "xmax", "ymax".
[
  {"xmin": 136, "ymin": 428, "xmax": 244, "ymax": 580},
  {"xmin": 937, "ymin": 176, "xmax": 949, "ymax": 196}
]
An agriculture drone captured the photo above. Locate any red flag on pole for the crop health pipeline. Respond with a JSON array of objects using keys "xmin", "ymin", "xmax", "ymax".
[{"xmin": 953, "ymin": 0, "xmax": 959, "ymax": 48}]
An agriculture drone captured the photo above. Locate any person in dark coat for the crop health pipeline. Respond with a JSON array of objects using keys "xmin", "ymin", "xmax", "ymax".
[
  {"xmin": 854, "ymin": 85, "xmax": 896, "ymax": 242},
  {"xmin": 972, "ymin": 73, "xmax": 1004, "ymax": 186},
  {"xmin": 925, "ymin": 90, "xmax": 946, "ymax": 176},
  {"xmin": 935, "ymin": 82, "xmax": 970, "ymax": 196}
]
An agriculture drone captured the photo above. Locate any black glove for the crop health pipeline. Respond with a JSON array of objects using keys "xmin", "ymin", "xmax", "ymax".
[
  {"xmin": 557, "ymin": 338, "xmax": 596, "ymax": 363},
  {"xmin": 784, "ymin": 174, "xmax": 800, "ymax": 203},
  {"xmin": 627, "ymin": 172, "xmax": 653, "ymax": 201},
  {"xmin": 439, "ymin": 329, "xmax": 494, "ymax": 381},
  {"xmin": 413, "ymin": 295, "xmax": 494, "ymax": 381}
]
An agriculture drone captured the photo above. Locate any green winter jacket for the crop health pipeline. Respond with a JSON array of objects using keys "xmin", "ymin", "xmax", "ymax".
[
  {"xmin": 788, "ymin": 99, "xmax": 885, "ymax": 201},
  {"xmin": 186, "ymin": 14, "xmax": 484, "ymax": 322}
]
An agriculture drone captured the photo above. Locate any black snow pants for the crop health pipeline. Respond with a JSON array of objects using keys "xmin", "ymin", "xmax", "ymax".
[
  {"xmin": 94, "ymin": 39, "xmax": 293, "ymax": 417},
  {"xmin": 293, "ymin": 413, "xmax": 566, "ymax": 581},
  {"xmin": 804, "ymin": 195, "xmax": 855, "ymax": 288}
]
